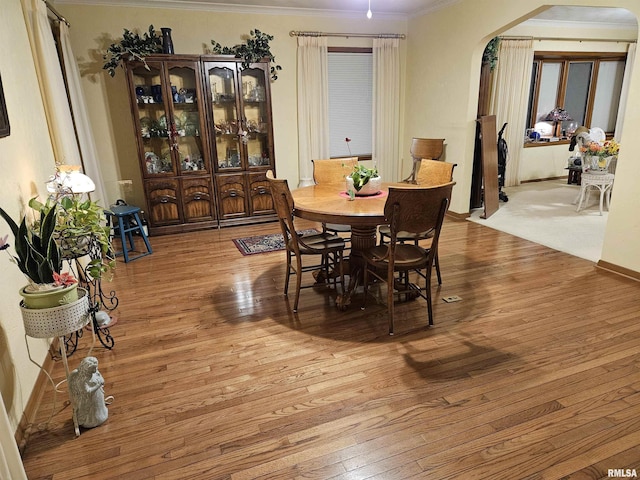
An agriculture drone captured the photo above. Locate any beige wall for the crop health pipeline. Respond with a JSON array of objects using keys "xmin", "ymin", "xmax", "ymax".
[
  {"xmin": 405, "ymin": 0, "xmax": 639, "ymax": 272},
  {"xmin": 0, "ymin": 0, "xmax": 60, "ymax": 431}
]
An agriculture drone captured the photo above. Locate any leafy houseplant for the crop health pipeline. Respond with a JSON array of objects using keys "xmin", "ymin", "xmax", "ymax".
[
  {"xmin": 103, "ymin": 25, "xmax": 163, "ymax": 77},
  {"xmin": 29, "ymin": 196, "xmax": 115, "ymax": 281},
  {"xmin": 482, "ymin": 37, "xmax": 500, "ymax": 71},
  {"xmin": 0, "ymin": 206, "xmax": 62, "ymax": 286},
  {"xmin": 0, "ymin": 205, "xmax": 80, "ymax": 309},
  {"xmin": 210, "ymin": 29, "xmax": 282, "ymax": 81},
  {"xmin": 348, "ymin": 164, "xmax": 380, "ymax": 192}
]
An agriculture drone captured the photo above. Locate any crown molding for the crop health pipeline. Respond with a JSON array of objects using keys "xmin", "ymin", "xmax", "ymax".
[
  {"xmin": 55, "ymin": 0, "xmax": 409, "ymax": 20},
  {"xmin": 522, "ymin": 18, "xmax": 638, "ymax": 31}
]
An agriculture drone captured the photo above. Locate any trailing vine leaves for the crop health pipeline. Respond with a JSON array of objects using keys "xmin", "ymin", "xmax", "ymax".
[
  {"xmin": 210, "ymin": 29, "xmax": 282, "ymax": 81},
  {"xmin": 103, "ymin": 25, "xmax": 163, "ymax": 77},
  {"xmin": 482, "ymin": 37, "xmax": 500, "ymax": 72}
]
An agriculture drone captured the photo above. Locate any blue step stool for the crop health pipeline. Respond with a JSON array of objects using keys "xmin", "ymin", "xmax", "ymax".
[{"xmin": 105, "ymin": 204, "xmax": 152, "ymax": 263}]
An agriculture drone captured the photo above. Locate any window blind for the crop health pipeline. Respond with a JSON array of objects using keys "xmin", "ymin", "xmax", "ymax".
[{"xmin": 328, "ymin": 52, "xmax": 372, "ymax": 158}]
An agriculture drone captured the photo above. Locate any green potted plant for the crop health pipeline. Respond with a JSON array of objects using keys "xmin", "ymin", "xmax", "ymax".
[
  {"xmin": 103, "ymin": 25, "xmax": 163, "ymax": 77},
  {"xmin": 346, "ymin": 164, "xmax": 381, "ymax": 197},
  {"xmin": 210, "ymin": 29, "xmax": 282, "ymax": 81},
  {"xmin": 342, "ymin": 137, "xmax": 381, "ymax": 196},
  {"xmin": 29, "ymin": 196, "xmax": 116, "ymax": 281},
  {"xmin": 0, "ymin": 206, "xmax": 79, "ymax": 308}
]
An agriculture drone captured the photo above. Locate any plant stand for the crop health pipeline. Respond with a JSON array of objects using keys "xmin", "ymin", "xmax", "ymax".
[
  {"xmin": 62, "ymin": 235, "xmax": 119, "ymax": 353},
  {"xmin": 21, "ymin": 288, "xmax": 93, "ymax": 436}
]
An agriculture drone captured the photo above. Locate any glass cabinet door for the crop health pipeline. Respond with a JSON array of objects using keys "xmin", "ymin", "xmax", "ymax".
[
  {"xmin": 131, "ymin": 63, "xmax": 174, "ymax": 176},
  {"xmin": 207, "ymin": 64, "xmax": 242, "ymax": 171},
  {"xmin": 240, "ymin": 67, "xmax": 272, "ymax": 168},
  {"xmin": 167, "ymin": 65, "xmax": 207, "ymax": 174}
]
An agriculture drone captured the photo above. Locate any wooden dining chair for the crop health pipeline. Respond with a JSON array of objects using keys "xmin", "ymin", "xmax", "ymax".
[
  {"xmin": 266, "ymin": 170, "xmax": 346, "ymax": 313},
  {"xmin": 363, "ymin": 182, "xmax": 454, "ymax": 335},
  {"xmin": 312, "ymin": 157, "xmax": 359, "ymax": 240},
  {"xmin": 379, "ymin": 159, "xmax": 456, "ymax": 285},
  {"xmin": 312, "ymin": 157, "xmax": 358, "ymax": 185},
  {"xmin": 402, "ymin": 138, "xmax": 445, "ymax": 183}
]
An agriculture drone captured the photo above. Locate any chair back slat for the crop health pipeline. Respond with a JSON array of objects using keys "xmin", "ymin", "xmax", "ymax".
[
  {"xmin": 312, "ymin": 157, "xmax": 359, "ymax": 184},
  {"xmin": 416, "ymin": 159, "xmax": 456, "ymax": 186},
  {"xmin": 410, "ymin": 138, "xmax": 444, "ymax": 162},
  {"xmin": 384, "ymin": 183, "xmax": 454, "ymax": 238}
]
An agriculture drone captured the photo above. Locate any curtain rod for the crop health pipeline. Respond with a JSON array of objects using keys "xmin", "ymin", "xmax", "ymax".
[
  {"xmin": 44, "ymin": 0, "xmax": 70, "ymax": 26},
  {"xmin": 500, "ymin": 35, "xmax": 634, "ymax": 44},
  {"xmin": 290, "ymin": 30, "xmax": 405, "ymax": 39}
]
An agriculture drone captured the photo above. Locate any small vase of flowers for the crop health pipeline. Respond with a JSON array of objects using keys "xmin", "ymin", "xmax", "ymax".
[{"xmin": 580, "ymin": 140, "xmax": 620, "ymax": 173}]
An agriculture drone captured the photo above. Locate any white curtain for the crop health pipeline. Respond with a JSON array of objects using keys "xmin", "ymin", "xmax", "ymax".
[
  {"xmin": 0, "ymin": 392, "xmax": 27, "ymax": 480},
  {"xmin": 58, "ymin": 22, "xmax": 107, "ymax": 206},
  {"xmin": 490, "ymin": 38, "xmax": 534, "ymax": 187},
  {"xmin": 614, "ymin": 42, "xmax": 636, "ymax": 142},
  {"xmin": 372, "ymin": 38, "xmax": 401, "ymax": 182},
  {"xmin": 296, "ymin": 36, "xmax": 329, "ymax": 187},
  {"xmin": 22, "ymin": 0, "xmax": 82, "ymax": 168}
]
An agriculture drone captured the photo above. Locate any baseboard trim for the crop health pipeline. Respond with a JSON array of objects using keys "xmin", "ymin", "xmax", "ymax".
[
  {"xmin": 15, "ymin": 341, "xmax": 56, "ymax": 453},
  {"xmin": 521, "ymin": 176, "xmax": 565, "ymax": 183},
  {"xmin": 446, "ymin": 211, "xmax": 470, "ymax": 221},
  {"xmin": 596, "ymin": 260, "xmax": 640, "ymax": 282}
]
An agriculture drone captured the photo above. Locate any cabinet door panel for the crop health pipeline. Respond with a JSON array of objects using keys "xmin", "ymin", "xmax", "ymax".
[
  {"xmin": 217, "ymin": 174, "xmax": 247, "ymax": 219},
  {"xmin": 167, "ymin": 64, "xmax": 210, "ymax": 174},
  {"xmin": 205, "ymin": 63, "xmax": 243, "ymax": 171},
  {"xmin": 182, "ymin": 177, "xmax": 216, "ymax": 222},
  {"xmin": 145, "ymin": 179, "xmax": 182, "ymax": 226},
  {"xmin": 130, "ymin": 62, "xmax": 175, "ymax": 176},
  {"xmin": 240, "ymin": 66, "xmax": 274, "ymax": 169},
  {"xmin": 248, "ymin": 172, "xmax": 274, "ymax": 216}
]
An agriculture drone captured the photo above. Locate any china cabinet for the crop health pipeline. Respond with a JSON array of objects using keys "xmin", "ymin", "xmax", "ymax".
[
  {"xmin": 202, "ymin": 57, "xmax": 275, "ymax": 226},
  {"xmin": 125, "ymin": 54, "xmax": 276, "ymax": 234}
]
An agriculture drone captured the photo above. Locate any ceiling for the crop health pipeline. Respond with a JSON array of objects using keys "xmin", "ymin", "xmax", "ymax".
[{"xmin": 59, "ymin": 0, "xmax": 638, "ymax": 25}]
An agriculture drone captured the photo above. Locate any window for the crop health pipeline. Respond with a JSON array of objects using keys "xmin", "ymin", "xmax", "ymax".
[
  {"xmin": 328, "ymin": 48, "xmax": 372, "ymax": 159},
  {"xmin": 527, "ymin": 52, "xmax": 626, "ymax": 136}
]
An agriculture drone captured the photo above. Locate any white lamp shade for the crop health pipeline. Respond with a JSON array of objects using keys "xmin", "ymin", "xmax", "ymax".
[{"xmin": 47, "ymin": 167, "xmax": 95, "ymax": 194}]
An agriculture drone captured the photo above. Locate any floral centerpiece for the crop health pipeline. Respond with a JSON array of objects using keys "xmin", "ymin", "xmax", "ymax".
[
  {"xmin": 343, "ymin": 137, "xmax": 382, "ymax": 196},
  {"xmin": 580, "ymin": 140, "xmax": 620, "ymax": 172},
  {"xmin": 346, "ymin": 164, "xmax": 381, "ymax": 196},
  {"xmin": 348, "ymin": 164, "xmax": 379, "ymax": 191}
]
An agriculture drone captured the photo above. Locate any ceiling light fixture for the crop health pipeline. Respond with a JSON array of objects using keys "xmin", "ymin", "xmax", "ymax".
[{"xmin": 367, "ymin": 0, "xmax": 372, "ymax": 19}]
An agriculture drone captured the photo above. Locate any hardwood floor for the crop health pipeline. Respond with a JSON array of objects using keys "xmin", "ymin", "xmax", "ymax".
[{"xmin": 20, "ymin": 217, "xmax": 640, "ymax": 479}]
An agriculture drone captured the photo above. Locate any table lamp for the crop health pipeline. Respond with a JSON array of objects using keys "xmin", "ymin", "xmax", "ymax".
[
  {"xmin": 46, "ymin": 165, "xmax": 95, "ymax": 196},
  {"xmin": 544, "ymin": 107, "xmax": 573, "ymax": 138}
]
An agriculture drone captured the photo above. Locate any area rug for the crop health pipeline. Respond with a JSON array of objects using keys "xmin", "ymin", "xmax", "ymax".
[
  {"xmin": 468, "ymin": 179, "xmax": 607, "ymax": 262},
  {"xmin": 233, "ymin": 229, "xmax": 319, "ymax": 255}
]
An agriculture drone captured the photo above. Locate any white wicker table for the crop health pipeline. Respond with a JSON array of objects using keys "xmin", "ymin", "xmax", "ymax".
[{"xmin": 575, "ymin": 172, "xmax": 614, "ymax": 215}]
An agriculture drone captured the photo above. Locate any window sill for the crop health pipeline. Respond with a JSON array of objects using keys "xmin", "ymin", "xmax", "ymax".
[{"xmin": 524, "ymin": 138, "xmax": 571, "ymax": 148}]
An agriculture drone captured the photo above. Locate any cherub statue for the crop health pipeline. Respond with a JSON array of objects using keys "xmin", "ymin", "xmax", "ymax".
[{"xmin": 68, "ymin": 356, "xmax": 108, "ymax": 428}]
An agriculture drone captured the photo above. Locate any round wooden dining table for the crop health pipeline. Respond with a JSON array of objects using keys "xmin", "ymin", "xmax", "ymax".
[{"xmin": 291, "ymin": 182, "xmax": 395, "ymax": 309}]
